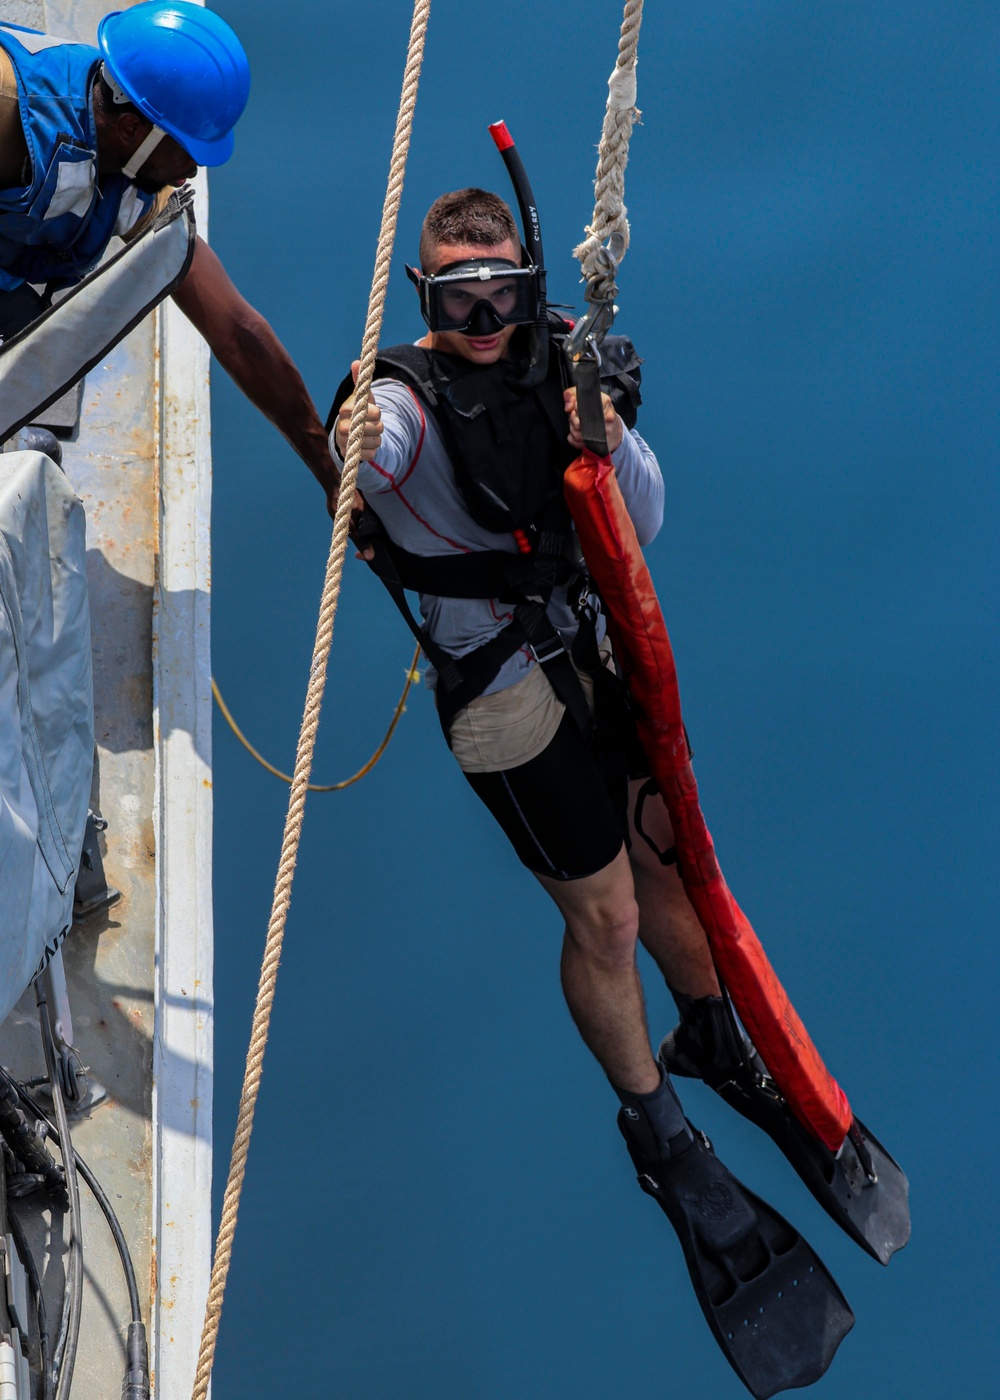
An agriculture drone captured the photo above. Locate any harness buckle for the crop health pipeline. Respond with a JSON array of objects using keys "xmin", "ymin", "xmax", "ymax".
[{"xmin": 529, "ymin": 634, "xmax": 567, "ymax": 666}]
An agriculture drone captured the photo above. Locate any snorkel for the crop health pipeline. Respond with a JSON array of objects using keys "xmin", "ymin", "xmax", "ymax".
[{"xmin": 488, "ymin": 121, "xmax": 549, "ymax": 388}]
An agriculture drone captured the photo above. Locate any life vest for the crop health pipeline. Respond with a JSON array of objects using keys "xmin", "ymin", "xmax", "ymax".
[
  {"xmin": 329, "ymin": 319, "xmax": 642, "ymax": 537},
  {"xmin": 328, "ymin": 322, "xmax": 643, "ymax": 737},
  {"xmin": 0, "ymin": 24, "xmax": 154, "ymax": 292}
]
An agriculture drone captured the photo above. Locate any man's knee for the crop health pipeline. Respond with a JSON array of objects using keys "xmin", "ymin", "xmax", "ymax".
[{"xmin": 564, "ymin": 895, "xmax": 641, "ymax": 967}]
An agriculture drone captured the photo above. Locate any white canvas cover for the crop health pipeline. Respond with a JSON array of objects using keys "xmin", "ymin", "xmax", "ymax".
[{"xmin": 0, "ymin": 449, "xmax": 93, "ymax": 1024}]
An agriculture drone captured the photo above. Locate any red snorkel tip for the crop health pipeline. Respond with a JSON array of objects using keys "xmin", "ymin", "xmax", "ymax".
[{"xmin": 488, "ymin": 120, "xmax": 515, "ymax": 151}]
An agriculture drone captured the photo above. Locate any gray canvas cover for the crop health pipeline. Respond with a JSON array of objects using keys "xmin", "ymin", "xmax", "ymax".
[
  {"xmin": 0, "ymin": 449, "xmax": 93, "ymax": 1024},
  {"xmin": 0, "ymin": 190, "xmax": 196, "ymax": 442}
]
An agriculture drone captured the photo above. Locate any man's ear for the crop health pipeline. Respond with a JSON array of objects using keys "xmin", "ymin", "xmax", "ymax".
[{"xmin": 115, "ymin": 110, "xmax": 150, "ymax": 147}]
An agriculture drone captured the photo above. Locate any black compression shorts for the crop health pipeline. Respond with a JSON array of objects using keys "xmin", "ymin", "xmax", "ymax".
[{"xmin": 463, "ymin": 707, "xmax": 640, "ymax": 881}]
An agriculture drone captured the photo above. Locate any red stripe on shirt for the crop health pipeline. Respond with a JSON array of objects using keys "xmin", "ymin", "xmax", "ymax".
[{"xmin": 366, "ymin": 387, "xmax": 470, "ymax": 553}]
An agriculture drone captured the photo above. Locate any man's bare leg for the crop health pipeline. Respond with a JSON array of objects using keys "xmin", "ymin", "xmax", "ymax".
[
  {"xmin": 626, "ymin": 779, "xmax": 759, "ymax": 1081},
  {"xmin": 626, "ymin": 778, "xmax": 720, "ymax": 997},
  {"xmin": 535, "ymin": 845, "xmax": 659, "ymax": 1094},
  {"xmin": 535, "ymin": 840, "xmax": 695, "ymax": 1159}
]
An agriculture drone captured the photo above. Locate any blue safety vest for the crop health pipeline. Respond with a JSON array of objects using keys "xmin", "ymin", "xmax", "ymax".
[{"xmin": 0, "ymin": 24, "xmax": 154, "ymax": 292}]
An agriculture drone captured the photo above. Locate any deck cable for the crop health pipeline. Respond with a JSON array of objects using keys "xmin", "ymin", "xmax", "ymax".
[
  {"xmin": 35, "ymin": 983, "xmax": 82, "ymax": 1400},
  {"xmin": 189, "ymin": 2, "xmax": 434, "ymax": 1396}
]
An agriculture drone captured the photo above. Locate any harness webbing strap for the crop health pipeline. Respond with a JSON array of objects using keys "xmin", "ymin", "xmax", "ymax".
[
  {"xmin": 633, "ymin": 777, "xmax": 677, "ymax": 866},
  {"xmin": 572, "ymin": 356, "xmax": 610, "ymax": 457},
  {"xmin": 513, "ymin": 600, "xmax": 593, "ymax": 740},
  {"xmin": 353, "ymin": 513, "xmax": 519, "ymax": 600},
  {"xmin": 361, "ymin": 522, "xmax": 595, "ymax": 743}
]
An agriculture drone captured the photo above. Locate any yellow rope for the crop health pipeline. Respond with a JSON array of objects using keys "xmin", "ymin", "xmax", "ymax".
[
  {"xmin": 211, "ymin": 642, "xmax": 422, "ymax": 792},
  {"xmin": 190, "ymin": 2, "xmax": 433, "ymax": 1394}
]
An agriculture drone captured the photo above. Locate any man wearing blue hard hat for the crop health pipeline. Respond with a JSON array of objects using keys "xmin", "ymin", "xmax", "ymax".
[{"xmin": 0, "ymin": 2, "xmax": 338, "ymax": 504}]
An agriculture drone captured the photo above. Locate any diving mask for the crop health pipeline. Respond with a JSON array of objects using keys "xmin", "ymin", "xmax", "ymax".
[{"xmin": 406, "ymin": 259, "xmax": 541, "ymax": 336}]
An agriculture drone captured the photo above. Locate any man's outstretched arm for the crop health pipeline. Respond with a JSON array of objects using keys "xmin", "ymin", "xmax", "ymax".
[{"xmin": 172, "ymin": 236, "xmax": 339, "ymax": 508}]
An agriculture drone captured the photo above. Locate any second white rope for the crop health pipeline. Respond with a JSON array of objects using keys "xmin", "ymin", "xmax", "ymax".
[{"xmin": 574, "ymin": 0, "xmax": 644, "ymax": 295}]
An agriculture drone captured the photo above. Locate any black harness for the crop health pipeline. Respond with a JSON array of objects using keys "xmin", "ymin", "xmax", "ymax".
[{"xmin": 327, "ymin": 321, "xmax": 642, "ymax": 742}]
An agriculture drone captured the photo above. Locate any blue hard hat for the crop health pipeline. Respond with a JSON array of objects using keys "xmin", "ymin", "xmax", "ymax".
[{"xmin": 97, "ymin": 3, "xmax": 250, "ymax": 167}]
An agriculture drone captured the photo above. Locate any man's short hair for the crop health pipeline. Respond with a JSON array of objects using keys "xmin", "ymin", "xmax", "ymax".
[{"xmin": 419, "ymin": 189, "xmax": 519, "ymax": 268}]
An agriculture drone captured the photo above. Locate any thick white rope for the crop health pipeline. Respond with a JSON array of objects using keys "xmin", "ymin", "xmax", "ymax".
[
  {"xmin": 188, "ymin": 3, "xmax": 433, "ymax": 1396},
  {"xmin": 573, "ymin": 0, "xmax": 644, "ymax": 298}
]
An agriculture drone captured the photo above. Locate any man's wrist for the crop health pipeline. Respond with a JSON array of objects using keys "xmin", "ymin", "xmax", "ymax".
[{"xmin": 300, "ymin": 435, "xmax": 340, "ymax": 491}]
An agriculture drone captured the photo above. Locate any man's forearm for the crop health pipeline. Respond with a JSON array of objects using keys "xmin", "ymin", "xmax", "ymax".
[
  {"xmin": 216, "ymin": 307, "xmax": 338, "ymax": 491},
  {"xmin": 172, "ymin": 236, "xmax": 339, "ymax": 500}
]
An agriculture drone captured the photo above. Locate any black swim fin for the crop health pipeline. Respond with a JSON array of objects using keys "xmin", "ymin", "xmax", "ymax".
[
  {"xmin": 712, "ymin": 1066, "xmax": 911, "ymax": 1266},
  {"xmin": 659, "ymin": 998, "xmax": 911, "ymax": 1266},
  {"xmin": 620, "ymin": 1116, "xmax": 854, "ymax": 1399}
]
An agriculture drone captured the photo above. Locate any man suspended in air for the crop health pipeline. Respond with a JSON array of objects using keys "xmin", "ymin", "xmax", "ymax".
[{"xmin": 330, "ymin": 155, "xmax": 908, "ymax": 1395}]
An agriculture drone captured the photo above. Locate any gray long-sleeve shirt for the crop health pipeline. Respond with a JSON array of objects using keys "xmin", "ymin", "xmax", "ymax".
[{"xmin": 334, "ymin": 374, "xmax": 665, "ymax": 696}]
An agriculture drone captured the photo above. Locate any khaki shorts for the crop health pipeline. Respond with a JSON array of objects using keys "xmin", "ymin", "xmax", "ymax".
[{"xmin": 448, "ymin": 637, "xmax": 613, "ymax": 774}]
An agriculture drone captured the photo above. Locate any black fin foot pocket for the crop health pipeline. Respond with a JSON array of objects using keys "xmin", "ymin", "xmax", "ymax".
[
  {"xmin": 715, "ymin": 1071, "xmax": 911, "ymax": 1265},
  {"xmin": 619, "ymin": 1115, "xmax": 855, "ymax": 1399}
]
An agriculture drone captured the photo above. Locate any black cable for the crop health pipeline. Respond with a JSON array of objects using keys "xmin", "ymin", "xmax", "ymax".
[
  {"xmin": 15, "ymin": 1079, "xmax": 150, "ymax": 1396},
  {"xmin": 36, "ymin": 983, "xmax": 82, "ymax": 1400},
  {"xmin": 13, "ymin": 1085, "xmax": 141, "ymax": 1324},
  {"xmin": 7, "ymin": 1019, "xmax": 150, "ymax": 1397},
  {"xmin": 6, "ymin": 1204, "xmax": 53, "ymax": 1400},
  {"xmin": 0, "ymin": 1065, "xmax": 65, "ymax": 1197}
]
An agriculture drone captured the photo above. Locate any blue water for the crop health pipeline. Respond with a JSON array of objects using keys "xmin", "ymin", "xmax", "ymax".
[{"xmin": 208, "ymin": 3, "xmax": 998, "ymax": 1395}]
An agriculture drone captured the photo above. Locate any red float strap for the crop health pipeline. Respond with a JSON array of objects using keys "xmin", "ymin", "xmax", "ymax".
[{"xmin": 564, "ymin": 450, "xmax": 852, "ymax": 1152}]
